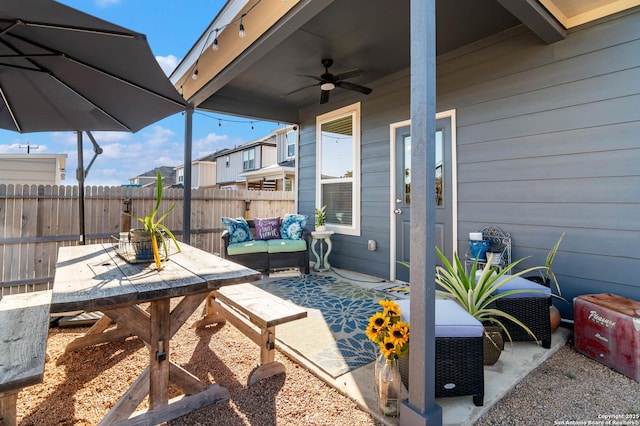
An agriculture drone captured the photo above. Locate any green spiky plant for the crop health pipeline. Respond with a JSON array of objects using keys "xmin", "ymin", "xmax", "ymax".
[
  {"xmin": 434, "ymin": 247, "xmax": 549, "ymax": 344},
  {"xmin": 130, "ymin": 170, "xmax": 181, "ymax": 270}
]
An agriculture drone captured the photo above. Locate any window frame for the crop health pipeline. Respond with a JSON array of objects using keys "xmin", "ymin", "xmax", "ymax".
[
  {"xmin": 242, "ymin": 149, "xmax": 255, "ymax": 171},
  {"xmin": 315, "ymin": 102, "xmax": 361, "ymax": 236}
]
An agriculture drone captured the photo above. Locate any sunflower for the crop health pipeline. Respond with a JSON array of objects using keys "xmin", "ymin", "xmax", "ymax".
[
  {"xmin": 379, "ymin": 335, "xmax": 398, "ymax": 359},
  {"xmin": 367, "ymin": 299, "xmax": 410, "ymax": 360},
  {"xmin": 388, "ymin": 321, "xmax": 410, "ymax": 346},
  {"xmin": 366, "ymin": 322, "xmax": 383, "ymax": 341},
  {"xmin": 369, "ymin": 312, "xmax": 389, "ymax": 330},
  {"xmin": 379, "ymin": 300, "xmax": 400, "ymax": 319}
]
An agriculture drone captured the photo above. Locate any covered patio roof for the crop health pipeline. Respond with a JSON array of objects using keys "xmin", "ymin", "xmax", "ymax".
[{"xmin": 170, "ymin": 0, "xmax": 639, "ymax": 120}]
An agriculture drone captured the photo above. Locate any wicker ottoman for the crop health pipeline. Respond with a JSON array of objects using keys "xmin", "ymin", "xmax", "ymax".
[
  {"xmin": 396, "ymin": 299, "xmax": 484, "ymax": 406},
  {"xmin": 493, "ymin": 275, "xmax": 552, "ymax": 349}
]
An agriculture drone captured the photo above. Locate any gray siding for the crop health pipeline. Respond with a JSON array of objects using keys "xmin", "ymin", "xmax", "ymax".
[
  {"xmin": 298, "ymin": 70, "xmax": 410, "ymax": 279},
  {"xmin": 439, "ymin": 10, "xmax": 640, "ymax": 319},
  {"xmin": 297, "ymin": 9, "xmax": 640, "ymax": 318}
]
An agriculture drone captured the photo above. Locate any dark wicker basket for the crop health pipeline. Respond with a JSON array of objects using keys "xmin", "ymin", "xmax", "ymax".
[
  {"xmin": 495, "ymin": 296, "xmax": 552, "ymax": 349},
  {"xmin": 399, "ymin": 335, "xmax": 484, "ymax": 406}
]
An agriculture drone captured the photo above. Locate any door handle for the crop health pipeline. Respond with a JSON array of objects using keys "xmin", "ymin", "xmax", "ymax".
[{"xmin": 394, "ymin": 209, "xmax": 402, "ymax": 215}]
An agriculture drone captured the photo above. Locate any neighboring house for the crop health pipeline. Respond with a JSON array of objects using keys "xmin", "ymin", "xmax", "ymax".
[
  {"xmin": 171, "ymin": 0, "xmax": 640, "ymax": 323},
  {"xmin": 214, "ymin": 135, "xmax": 277, "ymax": 190},
  {"xmin": 129, "ymin": 166, "xmax": 176, "ymax": 187},
  {"xmin": 174, "ymin": 150, "xmax": 223, "ymax": 189},
  {"xmin": 0, "ymin": 154, "xmax": 67, "ymax": 185},
  {"xmin": 239, "ymin": 125, "xmax": 297, "ymax": 191}
]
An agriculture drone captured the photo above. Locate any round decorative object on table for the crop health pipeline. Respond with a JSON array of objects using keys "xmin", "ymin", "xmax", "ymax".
[{"xmin": 375, "ymin": 357, "xmax": 402, "ymax": 417}]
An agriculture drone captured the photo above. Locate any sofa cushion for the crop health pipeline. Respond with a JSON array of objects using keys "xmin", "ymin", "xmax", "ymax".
[
  {"xmin": 493, "ymin": 275, "xmax": 551, "ymax": 299},
  {"xmin": 280, "ymin": 213, "xmax": 309, "ymax": 240},
  {"xmin": 267, "ymin": 239, "xmax": 307, "ymax": 253},
  {"xmin": 222, "ymin": 217, "xmax": 253, "ymax": 243},
  {"xmin": 227, "ymin": 240, "xmax": 269, "ymax": 256},
  {"xmin": 255, "ymin": 217, "xmax": 281, "ymax": 240},
  {"xmin": 396, "ymin": 299, "xmax": 483, "ymax": 338}
]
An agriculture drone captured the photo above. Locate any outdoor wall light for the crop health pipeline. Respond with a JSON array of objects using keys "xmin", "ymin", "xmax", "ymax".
[
  {"xmin": 123, "ymin": 199, "xmax": 131, "ymax": 213},
  {"xmin": 245, "ymin": 200, "xmax": 251, "ymax": 211}
]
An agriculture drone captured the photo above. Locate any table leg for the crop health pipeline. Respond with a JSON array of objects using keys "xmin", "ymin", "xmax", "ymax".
[
  {"xmin": 0, "ymin": 390, "xmax": 18, "ymax": 426},
  {"xmin": 79, "ymin": 294, "xmax": 229, "ymax": 424},
  {"xmin": 149, "ymin": 299, "xmax": 170, "ymax": 410}
]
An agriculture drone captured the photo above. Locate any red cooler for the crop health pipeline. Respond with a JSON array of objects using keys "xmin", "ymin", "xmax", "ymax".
[{"xmin": 574, "ymin": 293, "xmax": 640, "ymax": 382}]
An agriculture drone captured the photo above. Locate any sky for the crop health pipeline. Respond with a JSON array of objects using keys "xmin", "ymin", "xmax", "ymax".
[{"xmin": 0, "ymin": 0, "xmax": 282, "ymax": 186}]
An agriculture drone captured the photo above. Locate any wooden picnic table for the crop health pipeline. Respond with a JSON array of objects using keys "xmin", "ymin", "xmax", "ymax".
[{"xmin": 50, "ymin": 243, "xmax": 262, "ymax": 425}]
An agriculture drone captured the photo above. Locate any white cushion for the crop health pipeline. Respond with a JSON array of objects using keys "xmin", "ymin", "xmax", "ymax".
[{"xmin": 396, "ymin": 299, "xmax": 483, "ymax": 338}]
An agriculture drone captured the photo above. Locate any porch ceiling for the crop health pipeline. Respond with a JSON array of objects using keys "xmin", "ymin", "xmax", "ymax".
[{"xmin": 176, "ymin": 0, "xmax": 636, "ymax": 123}]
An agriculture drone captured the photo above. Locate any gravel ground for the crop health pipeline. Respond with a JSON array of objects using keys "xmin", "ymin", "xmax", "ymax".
[
  {"xmin": 475, "ymin": 332, "xmax": 640, "ymax": 426},
  {"xmin": 17, "ymin": 307, "xmax": 639, "ymax": 426},
  {"xmin": 18, "ymin": 301, "xmax": 383, "ymax": 426}
]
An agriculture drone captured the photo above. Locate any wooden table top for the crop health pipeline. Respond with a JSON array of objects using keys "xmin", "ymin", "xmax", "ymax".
[{"xmin": 51, "ymin": 243, "xmax": 262, "ymax": 314}]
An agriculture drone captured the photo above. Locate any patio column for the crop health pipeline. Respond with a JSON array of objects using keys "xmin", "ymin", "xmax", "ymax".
[
  {"xmin": 400, "ymin": 0, "xmax": 441, "ymax": 425},
  {"xmin": 183, "ymin": 103, "xmax": 194, "ymax": 245}
]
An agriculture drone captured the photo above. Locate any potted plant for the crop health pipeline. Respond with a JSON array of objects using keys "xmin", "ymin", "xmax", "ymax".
[
  {"xmin": 129, "ymin": 170, "xmax": 181, "ymax": 270},
  {"xmin": 315, "ymin": 205, "xmax": 327, "ymax": 231},
  {"xmin": 527, "ymin": 233, "xmax": 565, "ymax": 332},
  {"xmin": 435, "ymin": 247, "xmax": 548, "ymax": 365}
]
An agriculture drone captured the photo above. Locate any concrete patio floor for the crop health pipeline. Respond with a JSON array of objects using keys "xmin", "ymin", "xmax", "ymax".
[{"xmin": 264, "ymin": 268, "xmax": 571, "ymax": 425}]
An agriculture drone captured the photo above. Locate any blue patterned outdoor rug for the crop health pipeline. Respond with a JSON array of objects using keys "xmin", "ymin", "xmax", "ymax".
[{"xmin": 255, "ymin": 274, "xmax": 388, "ymax": 377}]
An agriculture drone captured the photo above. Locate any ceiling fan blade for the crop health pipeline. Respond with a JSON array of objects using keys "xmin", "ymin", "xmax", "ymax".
[
  {"xmin": 335, "ymin": 81, "xmax": 372, "ymax": 95},
  {"xmin": 297, "ymin": 74, "xmax": 325, "ymax": 83},
  {"xmin": 334, "ymin": 68, "xmax": 364, "ymax": 81},
  {"xmin": 320, "ymin": 89, "xmax": 330, "ymax": 104},
  {"xmin": 282, "ymin": 82, "xmax": 320, "ymax": 97}
]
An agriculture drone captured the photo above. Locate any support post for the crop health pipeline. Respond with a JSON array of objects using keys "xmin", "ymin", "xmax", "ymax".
[
  {"xmin": 183, "ymin": 104, "xmax": 194, "ymax": 245},
  {"xmin": 400, "ymin": 0, "xmax": 442, "ymax": 425}
]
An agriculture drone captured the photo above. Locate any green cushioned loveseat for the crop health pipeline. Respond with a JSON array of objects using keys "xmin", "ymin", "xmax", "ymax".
[{"xmin": 222, "ymin": 218, "xmax": 310, "ymax": 274}]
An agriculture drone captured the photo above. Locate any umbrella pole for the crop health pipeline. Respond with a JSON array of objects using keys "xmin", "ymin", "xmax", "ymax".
[{"xmin": 77, "ymin": 132, "xmax": 86, "ymax": 245}]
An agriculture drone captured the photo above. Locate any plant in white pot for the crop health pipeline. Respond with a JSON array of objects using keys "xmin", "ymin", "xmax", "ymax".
[
  {"xmin": 435, "ymin": 247, "xmax": 548, "ymax": 365},
  {"xmin": 315, "ymin": 205, "xmax": 327, "ymax": 231},
  {"xmin": 128, "ymin": 170, "xmax": 181, "ymax": 270}
]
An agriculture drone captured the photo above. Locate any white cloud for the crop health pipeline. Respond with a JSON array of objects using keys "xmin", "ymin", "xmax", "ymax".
[{"xmin": 156, "ymin": 55, "xmax": 179, "ymax": 76}]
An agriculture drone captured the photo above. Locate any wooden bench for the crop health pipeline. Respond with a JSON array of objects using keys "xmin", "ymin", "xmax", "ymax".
[
  {"xmin": 0, "ymin": 290, "xmax": 52, "ymax": 426},
  {"xmin": 194, "ymin": 283, "xmax": 307, "ymax": 385}
]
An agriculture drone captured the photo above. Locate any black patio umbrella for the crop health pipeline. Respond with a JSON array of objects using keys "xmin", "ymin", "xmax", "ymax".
[{"xmin": 0, "ymin": 0, "xmax": 187, "ymax": 243}]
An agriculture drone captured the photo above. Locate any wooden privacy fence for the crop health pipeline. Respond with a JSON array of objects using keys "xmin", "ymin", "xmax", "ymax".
[{"xmin": 0, "ymin": 184, "xmax": 295, "ymax": 296}]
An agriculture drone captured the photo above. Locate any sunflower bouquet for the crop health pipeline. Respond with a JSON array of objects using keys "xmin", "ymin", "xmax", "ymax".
[{"xmin": 366, "ymin": 300, "xmax": 410, "ymax": 360}]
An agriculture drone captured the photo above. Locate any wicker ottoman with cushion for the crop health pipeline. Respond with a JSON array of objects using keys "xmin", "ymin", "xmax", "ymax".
[
  {"xmin": 492, "ymin": 275, "xmax": 552, "ymax": 349},
  {"xmin": 396, "ymin": 299, "xmax": 484, "ymax": 406}
]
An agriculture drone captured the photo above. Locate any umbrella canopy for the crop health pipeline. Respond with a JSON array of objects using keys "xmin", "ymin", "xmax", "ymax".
[
  {"xmin": 0, "ymin": 0, "xmax": 188, "ymax": 244},
  {"xmin": 0, "ymin": 0, "xmax": 185, "ymax": 133}
]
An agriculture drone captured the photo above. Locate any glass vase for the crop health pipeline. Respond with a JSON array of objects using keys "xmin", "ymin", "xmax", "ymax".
[{"xmin": 375, "ymin": 357, "xmax": 401, "ymax": 417}]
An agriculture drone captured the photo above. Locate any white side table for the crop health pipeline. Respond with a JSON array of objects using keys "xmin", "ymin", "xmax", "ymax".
[{"xmin": 311, "ymin": 230, "xmax": 334, "ymax": 272}]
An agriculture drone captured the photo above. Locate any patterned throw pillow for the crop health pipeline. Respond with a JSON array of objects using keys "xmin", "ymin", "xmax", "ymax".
[
  {"xmin": 221, "ymin": 217, "xmax": 253, "ymax": 243},
  {"xmin": 255, "ymin": 217, "xmax": 281, "ymax": 240},
  {"xmin": 280, "ymin": 213, "xmax": 308, "ymax": 240}
]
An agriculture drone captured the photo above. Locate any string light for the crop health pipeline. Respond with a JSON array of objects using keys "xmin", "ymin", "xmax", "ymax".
[
  {"xmin": 180, "ymin": 0, "xmax": 272, "ymax": 91},
  {"xmin": 212, "ymin": 29, "xmax": 219, "ymax": 51},
  {"xmin": 238, "ymin": 14, "xmax": 246, "ymax": 38}
]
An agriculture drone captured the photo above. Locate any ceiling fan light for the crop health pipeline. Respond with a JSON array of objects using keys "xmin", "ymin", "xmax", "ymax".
[{"xmin": 321, "ymin": 82, "xmax": 335, "ymax": 91}]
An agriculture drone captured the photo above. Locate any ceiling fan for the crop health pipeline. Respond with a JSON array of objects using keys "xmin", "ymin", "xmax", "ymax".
[{"xmin": 284, "ymin": 58, "xmax": 373, "ymax": 104}]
